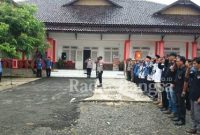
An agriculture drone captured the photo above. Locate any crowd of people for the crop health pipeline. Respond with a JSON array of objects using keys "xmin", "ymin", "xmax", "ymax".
[{"xmin": 126, "ymin": 53, "xmax": 200, "ymax": 134}]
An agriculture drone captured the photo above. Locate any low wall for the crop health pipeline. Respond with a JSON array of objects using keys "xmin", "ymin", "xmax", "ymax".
[{"xmin": 2, "ymin": 68, "xmax": 46, "ymax": 77}]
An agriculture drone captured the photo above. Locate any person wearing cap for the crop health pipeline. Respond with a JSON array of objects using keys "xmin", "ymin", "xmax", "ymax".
[
  {"xmin": 45, "ymin": 57, "xmax": 53, "ymax": 77},
  {"xmin": 0, "ymin": 58, "xmax": 2, "ymax": 82},
  {"xmin": 85, "ymin": 57, "xmax": 93, "ymax": 78},
  {"xmin": 173, "ymin": 56, "xmax": 187, "ymax": 126},
  {"xmin": 186, "ymin": 57, "xmax": 200, "ymax": 134}
]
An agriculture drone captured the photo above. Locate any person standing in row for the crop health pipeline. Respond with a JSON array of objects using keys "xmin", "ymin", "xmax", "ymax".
[
  {"xmin": 173, "ymin": 56, "xmax": 187, "ymax": 126},
  {"xmin": 45, "ymin": 57, "xmax": 53, "ymax": 77},
  {"xmin": 0, "ymin": 58, "xmax": 2, "ymax": 82},
  {"xmin": 85, "ymin": 58, "xmax": 93, "ymax": 78},
  {"xmin": 36, "ymin": 58, "xmax": 43, "ymax": 77},
  {"xmin": 126, "ymin": 59, "xmax": 132, "ymax": 81},
  {"xmin": 163, "ymin": 53, "xmax": 177, "ymax": 116},
  {"xmin": 97, "ymin": 56, "xmax": 104, "ymax": 87},
  {"xmin": 186, "ymin": 57, "xmax": 200, "ymax": 134}
]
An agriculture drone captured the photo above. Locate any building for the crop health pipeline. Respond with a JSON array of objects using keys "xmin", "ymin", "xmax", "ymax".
[{"xmin": 26, "ymin": 0, "xmax": 200, "ymax": 70}]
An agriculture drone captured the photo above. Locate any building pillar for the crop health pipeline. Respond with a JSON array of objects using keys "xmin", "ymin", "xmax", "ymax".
[
  {"xmin": 124, "ymin": 40, "xmax": 130, "ymax": 61},
  {"xmin": 155, "ymin": 41, "xmax": 159, "ymax": 55},
  {"xmin": 160, "ymin": 41, "xmax": 164, "ymax": 57},
  {"xmin": 192, "ymin": 41, "xmax": 197, "ymax": 58},
  {"xmin": 156, "ymin": 41, "xmax": 164, "ymax": 57},
  {"xmin": 47, "ymin": 38, "xmax": 56, "ymax": 62},
  {"xmin": 185, "ymin": 42, "xmax": 189, "ymax": 60}
]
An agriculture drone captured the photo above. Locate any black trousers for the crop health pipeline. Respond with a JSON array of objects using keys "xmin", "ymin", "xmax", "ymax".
[
  {"xmin": 46, "ymin": 68, "xmax": 51, "ymax": 77},
  {"xmin": 98, "ymin": 71, "xmax": 103, "ymax": 84},
  {"xmin": 37, "ymin": 69, "xmax": 42, "ymax": 77},
  {"xmin": 127, "ymin": 71, "xmax": 131, "ymax": 81},
  {"xmin": 139, "ymin": 78, "xmax": 146, "ymax": 91},
  {"xmin": 162, "ymin": 90, "xmax": 168, "ymax": 109},
  {"xmin": 0, "ymin": 72, "xmax": 2, "ymax": 82},
  {"xmin": 134, "ymin": 76, "xmax": 139, "ymax": 86},
  {"xmin": 87, "ymin": 68, "xmax": 92, "ymax": 78},
  {"xmin": 176, "ymin": 93, "xmax": 186, "ymax": 122},
  {"xmin": 185, "ymin": 91, "xmax": 191, "ymax": 111}
]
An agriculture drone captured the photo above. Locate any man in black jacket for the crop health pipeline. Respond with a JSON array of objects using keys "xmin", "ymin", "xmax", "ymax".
[
  {"xmin": 186, "ymin": 57, "xmax": 200, "ymax": 134},
  {"xmin": 163, "ymin": 53, "xmax": 177, "ymax": 116},
  {"xmin": 174, "ymin": 56, "xmax": 187, "ymax": 126}
]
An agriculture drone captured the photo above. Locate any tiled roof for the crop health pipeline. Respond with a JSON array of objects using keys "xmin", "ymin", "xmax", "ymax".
[
  {"xmin": 155, "ymin": 0, "xmax": 200, "ymax": 15},
  {"xmin": 46, "ymin": 24, "xmax": 200, "ymax": 34},
  {"xmin": 24, "ymin": 0, "xmax": 200, "ymax": 33},
  {"xmin": 62, "ymin": 0, "xmax": 122, "ymax": 7}
]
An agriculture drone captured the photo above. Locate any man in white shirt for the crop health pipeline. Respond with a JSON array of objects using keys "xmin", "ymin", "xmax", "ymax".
[
  {"xmin": 153, "ymin": 55, "xmax": 164, "ymax": 107},
  {"xmin": 97, "ymin": 56, "xmax": 104, "ymax": 87},
  {"xmin": 85, "ymin": 58, "xmax": 93, "ymax": 78}
]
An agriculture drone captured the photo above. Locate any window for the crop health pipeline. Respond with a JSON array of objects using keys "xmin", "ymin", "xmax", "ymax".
[
  {"xmin": 63, "ymin": 46, "xmax": 77, "ymax": 62},
  {"xmin": 164, "ymin": 47, "xmax": 180, "ymax": 56},
  {"xmin": 132, "ymin": 47, "xmax": 150, "ymax": 59},
  {"xmin": 104, "ymin": 48, "xmax": 119, "ymax": 63}
]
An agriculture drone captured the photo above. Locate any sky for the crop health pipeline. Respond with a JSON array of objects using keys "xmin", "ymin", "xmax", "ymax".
[{"xmin": 13, "ymin": 0, "xmax": 200, "ymax": 5}]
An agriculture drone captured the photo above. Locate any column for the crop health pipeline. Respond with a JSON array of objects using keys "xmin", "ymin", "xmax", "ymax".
[
  {"xmin": 155, "ymin": 41, "xmax": 159, "ymax": 55},
  {"xmin": 124, "ymin": 40, "xmax": 130, "ymax": 61},
  {"xmin": 185, "ymin": 42, "xmax": 189, "ymax": 59},
  {"xmin": 159, "ymin": 41, "xmax": 164, "ymax": 57},
  {"xmin": 192, "ymin": 41, "xmax": 197, "ymax": 58},
  {"xmin": 47, "ymin": 38, "xmax": 56, "ymax": 62}
]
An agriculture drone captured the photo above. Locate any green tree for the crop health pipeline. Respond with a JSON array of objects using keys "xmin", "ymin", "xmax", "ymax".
[{"xmin": 0, "ymin": 2, "xmax": 47, "ymax": 58}]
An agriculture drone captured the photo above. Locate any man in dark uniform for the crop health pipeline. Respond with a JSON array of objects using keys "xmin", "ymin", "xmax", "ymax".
[
  {"xmin": 45, "ymin": 57, "xmax": 53, "ymax": 77},
  {"xmin": 36, "ymin": 58, "xmax": 43, "ymax": 77},
  {"xmin": 173, "ymin": 56, "xmax": 187, "ymax": 126},
  {"xmin": 186, "ymin": 57, "xmax": 200, "ymax": 134},
  {"xmin": 163, "ymin": 53, "xmax": 177, "ymax": 116}
]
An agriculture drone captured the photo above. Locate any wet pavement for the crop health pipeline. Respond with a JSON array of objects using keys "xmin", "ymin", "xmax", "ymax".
[{"xmin": 0, "ymin": 78, "xmax": 191, "ymax": 135}]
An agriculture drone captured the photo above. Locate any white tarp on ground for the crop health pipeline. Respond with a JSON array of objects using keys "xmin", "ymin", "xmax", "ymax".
[
  {"xmin": 51, "ymin": 70, "xmax": 125, "ymax": 79},
  {"xmin": 83, "ymin": 79, "xmax": 151, "ymax": 102}
]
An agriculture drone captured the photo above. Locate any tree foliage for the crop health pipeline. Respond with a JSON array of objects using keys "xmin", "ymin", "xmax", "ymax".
[{"xmin": 0, "ymin": 2, "xmax": 47, "ymax": 58}]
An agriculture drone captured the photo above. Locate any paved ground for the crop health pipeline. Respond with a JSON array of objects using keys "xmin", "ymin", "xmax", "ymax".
[
  {"xmin": 0, "ymin": 78, "xmax": 191, "ymax": 135},
  {"xmin": 51, "ymin": 70, "xmax": 125, "ymax": 78}
]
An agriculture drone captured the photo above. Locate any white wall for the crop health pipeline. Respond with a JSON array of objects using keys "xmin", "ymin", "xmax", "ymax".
[{"xmin": 49, "ymin": 32, "xmax": 197, "ymax": 69}]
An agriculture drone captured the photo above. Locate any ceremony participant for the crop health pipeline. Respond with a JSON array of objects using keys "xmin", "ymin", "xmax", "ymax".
[
  {"xmin": 97, "ymin": 56, "xmax": 104, "ymax": 87},
  {"xmin": 0, "ymin": 58, "xmax": 2, "ymax": 82},
  {"xmin": 173, "ymin": 56, "xmax": 187, "ymax": 126},
  {"xmin": 163, "ymin": 53, "xmax": 177, "ymax": 115},
  {"xmin": 152, "ymin": 55, "xmax": 163, "ymax": 107},
  {"xmin": 85, "ymin": 58, "xmax": 93, "ymax": 78},
  {"xmin": 36, "ymin": 58, "xmax": 43, "ymax": 77},
  {"xmin": 186, "ymin": 57, "xmax": 200, "ymax": 134},
  {"xmin": 45, "ymin": 57, "xmax": 53, "ymax": 77}
]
